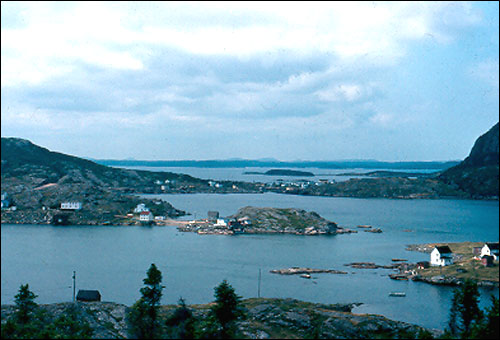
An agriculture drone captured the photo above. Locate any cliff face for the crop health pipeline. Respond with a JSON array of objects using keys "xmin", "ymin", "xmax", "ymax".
[
  {"xmin": 462, "ymin": 123, "xmax": 499, "ymax": 167},
  {"xmin": 439, "ymin": 122, "xmax": 499, "ymax": 199}
]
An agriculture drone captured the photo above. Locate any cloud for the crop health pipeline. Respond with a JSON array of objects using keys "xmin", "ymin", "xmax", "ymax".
[
  {"xmin": 1, "ymin": 2, "xmax": 496, "ymax": 160},
  {"xmin": 1, "ymin": 1, "xmax": 484, "ymax": 86}
]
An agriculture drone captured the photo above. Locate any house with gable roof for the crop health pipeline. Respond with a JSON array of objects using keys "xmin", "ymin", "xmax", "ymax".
[
  {"xmin": 480, "ymin": 242, "xmax": 499, "ymax": 261},
  {"xmin": 430, "ymin": 245, "xmax": 454, "ymax": 266}
]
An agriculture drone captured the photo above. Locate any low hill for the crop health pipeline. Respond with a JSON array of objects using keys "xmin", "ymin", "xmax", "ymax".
[{"xmin": 439, "ymin": 123, "xmax": 499, "ymax": 199}]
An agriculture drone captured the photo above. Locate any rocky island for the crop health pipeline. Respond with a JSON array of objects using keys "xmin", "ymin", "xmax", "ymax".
[{"xmin": 178, "ymin": 206, "xmax": 340, "ymax": 235}]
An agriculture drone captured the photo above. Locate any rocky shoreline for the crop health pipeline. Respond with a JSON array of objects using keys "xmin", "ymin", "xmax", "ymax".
[
  {"xmin": 270, "ymin": 267, "xmax": 348, "ymax": 275},
  {"xmin": 1, "ymin": 298, "xmax": 441, "ymax": 339}
]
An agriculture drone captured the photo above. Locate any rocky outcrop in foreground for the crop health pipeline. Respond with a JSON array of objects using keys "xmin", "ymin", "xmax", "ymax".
[{"xmin": 1, "ymin": 298, "xmax": 440, "ymax": 339}]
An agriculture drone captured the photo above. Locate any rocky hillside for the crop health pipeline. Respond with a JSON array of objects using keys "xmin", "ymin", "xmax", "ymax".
[
  {"xmin": 439, "ymin": 122, "xmax": 499, "ymax": 199},
  {"xmin": 0, "ymin": 138, "xmax": 263, "ymax": 225},
  {"xmin": 1, "ymin": 298, "xmax": 438, "ymax": 339},
  {"xmin": 229, "ymin": 206, "xmax": 338, "ymax": 234},
  {"xmin": 1, "ymin": 137, "xmax": 208, "ymax": 192}
]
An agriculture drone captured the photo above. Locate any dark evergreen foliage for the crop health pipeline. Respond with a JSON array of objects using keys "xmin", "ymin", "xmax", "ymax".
[
  {"xmin": 127, "ymin": 263, "xmax": 165, "ymax": 339},
  {"xmin": 164, "ymin": 298, "xmax": 197, "ymax": 339},
  {"xmin": 1, "ymin": 284, "xmax": 93, "ymax": 339}
]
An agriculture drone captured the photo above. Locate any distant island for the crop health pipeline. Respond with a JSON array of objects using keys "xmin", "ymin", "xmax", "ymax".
[
  {"xmin": 334, "ymin": 170, "xmax": 435, "ymax": 178},
  {"xmin": 243, "ymin": 169, "xmax": 315, "ymax": 176},
  {"xmin": 96, "ymin": 158, "xmax": 459, "ymax": 170}
]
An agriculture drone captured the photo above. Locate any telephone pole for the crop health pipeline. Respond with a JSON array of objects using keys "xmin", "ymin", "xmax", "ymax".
[
  {"xmin": 258, "ymin": 268, "xmax": 261, "ymax": 298},
  {"xmin": 72, "ymin": 271, "xmax": 76, "ymax": 302}
]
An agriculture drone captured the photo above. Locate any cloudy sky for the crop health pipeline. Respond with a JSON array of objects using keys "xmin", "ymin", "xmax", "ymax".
[{"xmin": 1, "ymin": 1, "xmax": 498, "ymax": 161}]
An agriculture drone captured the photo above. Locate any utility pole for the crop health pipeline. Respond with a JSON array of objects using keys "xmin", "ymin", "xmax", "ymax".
[
  {"xmin": 72, "ymin": 271, "xmax": 76, "ymax": 302},
  {"xmin": 258, "ymin": 268, "xmax": 261, "ymax": 298}
]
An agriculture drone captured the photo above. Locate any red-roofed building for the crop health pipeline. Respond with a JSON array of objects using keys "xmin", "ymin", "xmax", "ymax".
[{"xmin": 139, "ymin": 211, "xmax": 153, "ymax": 222}]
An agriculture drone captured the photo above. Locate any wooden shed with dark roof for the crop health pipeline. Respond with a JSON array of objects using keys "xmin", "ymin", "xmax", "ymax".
[{"xmin": 76, "ymin": 290, "xmax": 101, "ymax": 302}]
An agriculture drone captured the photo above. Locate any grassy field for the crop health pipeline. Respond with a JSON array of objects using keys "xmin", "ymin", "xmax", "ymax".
[{"xmin": 414, "ymin": 242, "xmax": 499, "ymax": 283}]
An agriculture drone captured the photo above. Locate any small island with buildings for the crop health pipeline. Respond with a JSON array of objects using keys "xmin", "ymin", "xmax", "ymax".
[{"xmin": 176, "ymin": 206, "xmax": 341, "ymax": 235}]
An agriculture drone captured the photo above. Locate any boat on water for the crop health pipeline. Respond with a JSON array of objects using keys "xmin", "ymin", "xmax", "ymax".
[
  {"xmin": 389, "ymin": 292, "xmax": 406, "ymax": 297},
  {"xmin": 300, "ymin": 274, "xmax": 312, "ymax": 279}
]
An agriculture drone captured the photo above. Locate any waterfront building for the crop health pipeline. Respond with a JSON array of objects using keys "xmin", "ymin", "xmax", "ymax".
[
  {"xmin": 139, "ymin": 211, "xmax": 154, "ymax": 222},
  {"xmin": 481, "ymin": 243, "xmax": 499, "ymax": 260},
  {"xmin": 430, "ymin": 246, "xmax": 453, "ymax": 266},
  {"xmin": 215, "ymin": 218, "xmax": 227, "ymax": 227},
  {"xmin": 207, "ymin": 211, "xmax": 219, "ymax": 222}
]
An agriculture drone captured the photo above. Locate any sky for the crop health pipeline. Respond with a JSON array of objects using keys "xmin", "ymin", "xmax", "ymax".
[{"xmin": 1, "ymin": 1, "xmax": 498, "ymax": 161}]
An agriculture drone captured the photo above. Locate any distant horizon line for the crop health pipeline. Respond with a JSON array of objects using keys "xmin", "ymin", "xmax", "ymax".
[{"xmin": 90, "ymin": 158, "xmax": 461, "ymax": 163}]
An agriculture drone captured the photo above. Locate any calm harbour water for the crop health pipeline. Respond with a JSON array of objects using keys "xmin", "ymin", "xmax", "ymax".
[{"xmin": 1, "ymin": 192, "xmax": 498, "ymax": 331}]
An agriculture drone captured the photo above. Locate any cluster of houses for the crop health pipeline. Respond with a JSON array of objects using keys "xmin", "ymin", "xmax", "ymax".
[
  {"xmin": 265, "ymin": 178, "xmax": 336, "ymax": 190},
  {"xmin": 207, "ymin": 210, "xmax": 252, "ymax": 231},
  {"xmin": 429, "ymin": 242, "xmax": 499, "ymax": 267},
  {"xmin": 129, "ymin": 203, "xmax": 166, "ymax": 223}
]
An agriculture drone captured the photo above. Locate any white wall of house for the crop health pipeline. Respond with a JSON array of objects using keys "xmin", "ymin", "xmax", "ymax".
[
  {"xmin": 215, "ymin": 219, "xmax": 227, "ymax": 227},
  {"xmin": 430, "ymin": 248, "xmax": 453, "ymax": 266},
  {"xmin": 481, "ymin": 244, "xmax": 499, "ymax": 260},
  {"xmin": 61, "ymin": 202, "xmax": 82, "ymax": 210},
  {"xmin": 139, "ymin": 212, "xmax": 153, "ymax": 221}
]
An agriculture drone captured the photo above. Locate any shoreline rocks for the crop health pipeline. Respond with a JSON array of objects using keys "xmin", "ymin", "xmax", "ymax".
[{"xmin": 270, "ymin": 267, "xmax": 348, "ymax": 275}]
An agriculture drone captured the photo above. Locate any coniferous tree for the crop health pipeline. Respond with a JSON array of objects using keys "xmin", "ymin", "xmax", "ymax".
[
  {"xmin": 206, "ymin": 279, "xmax": 246, "ymax": 339},
  {"xmin": 14, "ymin": 283, "xmax": 38, "ymax": 324},
  {"xmin": 2, "ymin": 284, "xmax": 92, "ymax": 339},
  {"xmin": 127, "ymin": 263, "xmax": 165, "ymax": 339},
  {"xmin": 446, "ymin": 279, "xmax": 485, "ymax": 339},
  {"xmin": 471, "ymin": 295, "xmax": 499, "ymax": 339},
  {"xmin": 165, "ymin": 297, "xmax": 197, "ymax": 339}
]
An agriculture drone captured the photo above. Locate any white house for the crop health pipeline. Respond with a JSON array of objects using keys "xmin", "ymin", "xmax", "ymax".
[
  {"xmin": 61, "ymin": 202, "xmax": 82, "ymax": 210},
  {"xmin": 139, "ymin": 211, "xmax": 154, "ymax": 222},
  {"xmin": 480, "ymin": 243, "xmax": 499, "ymax": 260},
  {"xmin": 134, "ymin": 203, "xmax": 149, "ymax": 213},
  {"xmin": 214, "ymin": 218, "xmax": 227, "ymax": 227},
  {"xmin": 430, "ymin": 246, "xmax": 454, "ymax": 266}
]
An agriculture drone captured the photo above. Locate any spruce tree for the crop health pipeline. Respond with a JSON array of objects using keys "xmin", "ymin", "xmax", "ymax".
[
  {"xmin": 127, "ymin": 263, "xmax": 165, "ymax": 339},
  {"xmin": 208, "ymin": 280, "xmax": 246, "ymax": 338},
  {"xmin": 14, "ymin": 284, "xmax": 38, "ymax": 324}
]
